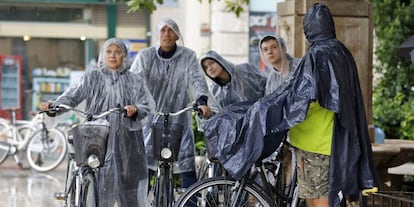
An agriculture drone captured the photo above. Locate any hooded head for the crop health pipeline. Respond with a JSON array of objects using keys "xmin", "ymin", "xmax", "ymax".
[
  {"xmin": 200, "ymin": 50, "xmax": 233, "ymax": 86},
  {"xmin": 259, "ymin": 35, "xmax": 289, "ymax": 76},
  {"xmin": 157, "ymin": 17, "xmax": 184, "ymax": 46},
  {"xmin": 303, "ymin": 3, "xmax": 336, "ymax": 44},
  {"xmin": 97, "ymin": 38, "xmax": 130, "ymax": 73}
]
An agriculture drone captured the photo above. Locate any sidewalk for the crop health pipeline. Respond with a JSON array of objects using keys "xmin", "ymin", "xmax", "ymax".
[{"xmin": 0, "ymin": 157, "xmax": 66, "ymax": 207}]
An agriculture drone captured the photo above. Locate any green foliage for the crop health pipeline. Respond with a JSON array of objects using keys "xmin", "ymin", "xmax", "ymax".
[
  {"xmin": 126, "ymin": 0, "xmax": 163, "ymax": 13},
  {"xmin": 192, "ymin": 112, "xmax": 205, "ymax": 155},
  {"xmin": 369, "ymin": 0, "xmax": 414, "ymax": 139},
  {"xmin": 125, "ymin": 0, "xmax": 248, "ymax": 17}
]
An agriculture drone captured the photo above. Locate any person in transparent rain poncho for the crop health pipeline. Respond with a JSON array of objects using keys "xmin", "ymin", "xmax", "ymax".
[
  {"xmin": 40, "ymin": 38, "xmax": 155, "ymax": 207},
  {"xmin": 130, "ymin": 18, "xmax": 211, "ymax": 190},
  {"xmin": 259, "ymin": 35, "xmax": 301, "ymax": 189},
  {"xmin": 200, "ymin": 50, "xmax": 266, "ymax": 110},
  {"xmin": 259, "ymin": 35, "xmax": 300, "ymax": 95}
]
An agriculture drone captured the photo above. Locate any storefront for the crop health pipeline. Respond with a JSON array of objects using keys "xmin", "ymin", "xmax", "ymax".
[{"xmin": 0, "ymin": 0, "xmax": 148, "ymax": 119}]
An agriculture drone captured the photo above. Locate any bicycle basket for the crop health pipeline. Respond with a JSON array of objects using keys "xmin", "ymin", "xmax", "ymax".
[
  {"xmin": 72, "ymin": 124, "xmax": 109, "ymax": 167},
  {"xmin": 151, "ymin": 122, "xmax": 183, "ymax": 162}
]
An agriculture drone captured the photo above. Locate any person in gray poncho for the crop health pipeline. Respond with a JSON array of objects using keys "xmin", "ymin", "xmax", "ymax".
[
  {"xmin": 130, "ymin": 18, "xmax": 211, "ymax": 189},
  {"xmin": 40, "ymin": 38, "xmax": 155, "ymax": 207},
  {"xmin": 259, "ymin": 35, "xmax": 300, "ymax": 95},
  {"xmin": 200, "ymin": 50, "xmax": 266, "ymax": 110}
]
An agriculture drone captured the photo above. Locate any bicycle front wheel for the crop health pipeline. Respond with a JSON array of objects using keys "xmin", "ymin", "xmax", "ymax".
[
  {"xmin": 65, "ymin": 159, "xmax": 78, "ymax": 207},
  {"xmin": 26, "ymin": 128, "xmax": 67, "ymax": 172},
  {"xmin": 155, "ymin": 166, "xmax": 173, "ymax": 207},
  {"xmin": 81, "ymin": 172, "xmax": 97, "ymax": 207},
  {"xmin": 175, "ymin": 177, "xmax": 273, "ymax": 207}
]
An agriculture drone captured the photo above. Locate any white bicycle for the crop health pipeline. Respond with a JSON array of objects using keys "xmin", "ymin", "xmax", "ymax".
[{"xmin": 0, "ymin": 107, "xmax": 67, "ymax": 172}]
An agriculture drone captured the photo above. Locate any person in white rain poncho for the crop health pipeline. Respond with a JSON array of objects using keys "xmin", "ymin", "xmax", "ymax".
[
  {"xmin": 200, "ymin": 50, "xmax": 266, "ymax": 110},
  {"xmin": 130, "ymin": 18, "xmax": 211, "ymax": 189},
  {"xmin": 40, "ymin": 38, "xmax": 155, "ymax": 207},
  {"xmin": 259, "ymin": 35, "xmax": 300, "ymax": 95}
]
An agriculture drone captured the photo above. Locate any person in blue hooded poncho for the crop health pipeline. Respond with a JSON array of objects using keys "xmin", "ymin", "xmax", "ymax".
[
  {"xmin": 40, "ymin": 38, "xmax": 155, "ymax": 207},
  {"xmin": 201, "ymin": 3, "xmax": 377, "ymax": 207}
]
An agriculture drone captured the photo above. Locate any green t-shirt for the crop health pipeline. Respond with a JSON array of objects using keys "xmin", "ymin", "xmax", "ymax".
[{"xmin": 290, "ymin": 101, "xmax": 334, "ymax": 155}]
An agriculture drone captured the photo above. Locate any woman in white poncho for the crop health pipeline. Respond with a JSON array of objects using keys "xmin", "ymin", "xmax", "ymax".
[{"xmin": 41, "ymin": 38, "xmax": 155, "ymax": 207}]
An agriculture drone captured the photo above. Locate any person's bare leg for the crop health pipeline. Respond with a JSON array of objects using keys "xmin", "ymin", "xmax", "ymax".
[{"xmin": 306, "ymin": 197, "xmax": 329, "ymax": 207}]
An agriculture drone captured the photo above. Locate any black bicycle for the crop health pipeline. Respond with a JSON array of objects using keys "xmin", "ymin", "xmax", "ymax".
[
  {"xmin": 149, "ymin": 105, "xmax": 201, "ymax": 207},
  {"xmin": 53, "ymin": 104, "xmax": 123, "ymax": 207},
  {"xmin": 175, "ymin": 133, "xmax": 299, "ymax": 207}
]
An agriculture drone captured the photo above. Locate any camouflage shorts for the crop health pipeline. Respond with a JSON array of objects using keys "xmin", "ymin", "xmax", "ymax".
[{"xmin": 295, "ymin": 148, "xmax": 330, "ymax": 198}]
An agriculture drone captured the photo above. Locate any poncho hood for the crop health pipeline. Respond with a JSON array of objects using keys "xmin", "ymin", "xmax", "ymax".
[{"xmin": 200, "ymin": 50, "xmax": 234, "ymax": 86}]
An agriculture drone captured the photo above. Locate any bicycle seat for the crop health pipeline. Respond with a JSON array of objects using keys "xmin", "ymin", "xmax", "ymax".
[
  {"xmin": 259, "ymin": 131, "xmax": 287, "ymax": 160},
  {"xmin": 3, "ymin": 107, "xmax": 20, "ymax": 113}
]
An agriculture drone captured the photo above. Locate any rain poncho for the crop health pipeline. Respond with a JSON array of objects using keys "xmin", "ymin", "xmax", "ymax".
[
  {"xmin": 259, "ymin": 35, "xmax": 301, "ymax": 95},
  {"xmin": 130, "ymin": 18, "xmax": 210, "ymax": 173},
  {"xmin": 52, "ymin": 38, "xmax": 155, "ymax": 207},
  {"xmin": 202, "ymin": 3, "xmax": 377, "ymax": 206},
  {"xmin": 200, "ymin": 50, "xmax": 266, "ymax": 109}
]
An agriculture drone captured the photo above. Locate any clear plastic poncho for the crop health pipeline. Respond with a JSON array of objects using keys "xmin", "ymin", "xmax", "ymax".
[
  {"xmin": 259, "ymin": 35, "xmax": 301, "ymax": 95},
  {"xmin": 130, "ymin": 19, "xmax": 210, "ymax": 173},
  {"xmin": 200, "ymin": 50, "xmax": 266, "ymax": 109},
  {"xmin": 202, "ymin": 4, "xmax": 377, "ymax": 206},
  {"xmin": 53, "ymin": 38, "xmax": 155, "ymax": 207}
]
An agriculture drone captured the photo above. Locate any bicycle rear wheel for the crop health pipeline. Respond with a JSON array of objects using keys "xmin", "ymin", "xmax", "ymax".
[
  {"xmin": 0, "ymin": 122, "xmax": 10, "ymax": 164},
  {"xmin": 175, "ymin": 177, "xmax": 273, "ymax": 207},
  {"xmin": 26, "ymin": 128, "xmax": 67, "ymax": 172}
]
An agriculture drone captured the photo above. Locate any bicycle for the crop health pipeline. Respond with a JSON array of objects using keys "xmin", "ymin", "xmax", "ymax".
[
  {"xmin": 0, "ymin": 107, "xmax": 67, "ymax": 172},
  {"xmin": 175, "ymin": 132, "xmax": 299, "ymax": 207},
  {"xmin": 149, "ymin": 105, "xmax": 202, "ymax": 207},
  {"xmin": 52, "ymin": 104, "xmax": 124, "ymax": 207}
]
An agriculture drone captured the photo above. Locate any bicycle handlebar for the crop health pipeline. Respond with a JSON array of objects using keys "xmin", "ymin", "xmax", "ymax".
[
  {"xmin": 44, "ymin": 104, "xmax": 124, "ymax": 121},
  {"xmin": 155, "ymin": 105, "xmax": 198, "ymax": 117}
]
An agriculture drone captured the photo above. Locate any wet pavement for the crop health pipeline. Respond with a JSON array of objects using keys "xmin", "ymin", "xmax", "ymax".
[{"xmin": 0, "ymin": 157, "xmax": 66, "ymax": 207}]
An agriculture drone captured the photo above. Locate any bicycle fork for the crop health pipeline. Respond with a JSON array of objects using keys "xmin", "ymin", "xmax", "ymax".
[{"xmin": 154, "ymin": 161, "xmax": 174, "ymax": 207}]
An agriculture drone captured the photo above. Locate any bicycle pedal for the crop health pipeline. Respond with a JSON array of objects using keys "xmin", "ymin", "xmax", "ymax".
[{"xmin": 54, "ymin": 192, "xmax": 66, "ymax": 200}]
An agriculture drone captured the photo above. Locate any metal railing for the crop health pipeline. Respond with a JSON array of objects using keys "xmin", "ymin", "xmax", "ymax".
[{"xmin": 361, "ymin": 191, "xmax": 414, "ymax": 207}]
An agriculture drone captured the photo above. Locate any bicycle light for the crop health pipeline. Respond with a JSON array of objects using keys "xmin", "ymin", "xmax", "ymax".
[
  {"xmin": 87, "ymin": 154, "xmax": 100, "ymax": 168},
  {"xmin": 160, "ymin": 148, "xmax": 172, "ymax": 159}
]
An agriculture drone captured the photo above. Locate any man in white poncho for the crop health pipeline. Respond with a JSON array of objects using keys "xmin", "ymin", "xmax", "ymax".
[{"xmin": 131, "ymin": 18, "xmax": 211, "ymax": 190}]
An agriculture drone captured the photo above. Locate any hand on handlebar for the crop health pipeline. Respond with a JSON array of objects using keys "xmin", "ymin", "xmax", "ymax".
[
  {"xmin": 196, "ymin": 105, "xmax": 211, "ymax": 118},
  {"xmin": 124, "ymin": 105, "xmax": 138, "ymax": 118},
  {"xmin": 39, "ymin": 101, "xmax": 52, "ymax": 111},
  {"xmin": 39, "ymin": 101, "xmax": 58, "ymax": 117}
]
